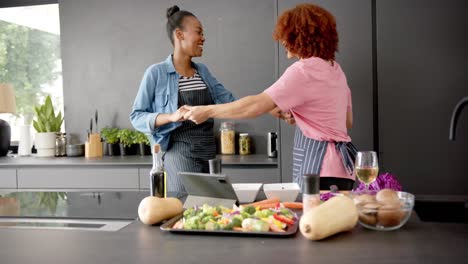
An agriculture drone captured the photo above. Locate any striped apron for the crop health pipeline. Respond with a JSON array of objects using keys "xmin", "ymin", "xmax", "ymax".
[
  {"xmin": 163, "ymin": 76, "xmax": 216, "ymax": 194},
  {"xmin": 292, "ymin": 127, "xmax": 358, "ymax": 190}
]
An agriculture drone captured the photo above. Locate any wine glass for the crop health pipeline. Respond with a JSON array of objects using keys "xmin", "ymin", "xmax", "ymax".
[{"xmin": 354, "ymin": 151, "xmax": 379, "ymax": 193}]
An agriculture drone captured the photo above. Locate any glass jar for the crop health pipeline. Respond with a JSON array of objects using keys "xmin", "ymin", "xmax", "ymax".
[
  {"xmin": 239, "ymin": 133, "xmax": 251, "ymax": 155},
  {"xmin": 303, "ymin": 174, "xmax": 320, "ymax": 214},
  {"xmin": 55, "ymin": 132, "xmax": 67, "ymax": 157},
  {"xmin": 220, "ymin": 122, "xmax": 235, "ymax": 154}
]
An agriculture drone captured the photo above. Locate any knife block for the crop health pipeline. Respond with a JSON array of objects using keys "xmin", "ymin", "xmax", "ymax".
[{"xmin": 85, "ymin": 133, "xmax": 103, "ymax": 158}]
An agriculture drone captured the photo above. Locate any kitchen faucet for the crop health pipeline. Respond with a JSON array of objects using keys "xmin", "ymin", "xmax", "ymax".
[{"xmin": 449, "ymin": 96, "xmax": 468, "ymax": 140}]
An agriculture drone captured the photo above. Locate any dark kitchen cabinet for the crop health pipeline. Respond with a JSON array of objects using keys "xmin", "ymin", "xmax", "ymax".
[{"xmin": 376, "ymin": 0, "xmax": 468, "ymax": 195}]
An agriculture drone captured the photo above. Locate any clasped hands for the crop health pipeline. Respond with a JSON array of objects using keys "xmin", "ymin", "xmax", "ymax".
[
  {"xmin": 169, "ymin": 105, "xmax": 210, "ymax": 124},
  {"xmin": 171, "ymin": 105, "xmax": 295, "ymax": 125}
]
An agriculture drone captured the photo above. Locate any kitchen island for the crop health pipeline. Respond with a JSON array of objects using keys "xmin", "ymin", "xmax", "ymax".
[{"xmin": 0, "ymin": 213, "xmax": 466, "ymax": 264}]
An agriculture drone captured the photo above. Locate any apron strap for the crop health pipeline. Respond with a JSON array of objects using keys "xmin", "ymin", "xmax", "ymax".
[{"xmin": 335, "ymin": 141, "xmax": 358, "ymax": 176}]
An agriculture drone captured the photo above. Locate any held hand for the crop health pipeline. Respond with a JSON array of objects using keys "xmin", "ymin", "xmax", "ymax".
[
  {"xmin": 281, "ymin": 112, "xmax": 296, "ymax": 125},
  {"xmin": 270, "ymin": 107, "xmax": 296, "ymax": 125},
  {"xmin": 184, "ymin": 105, "xmax": 210, "ymax": 125},
  {"xmin": 170, "ymin": 105, "xmax": 190, "ymax": 123},
  {"xmin": 269, "ymin": 107, "xmax": 282, "ymax": 118}
]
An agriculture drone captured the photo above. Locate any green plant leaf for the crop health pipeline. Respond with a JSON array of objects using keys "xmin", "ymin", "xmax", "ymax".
[{"xmin": 33, "ymin": 120, "xmax": 41, "ymax": 132}]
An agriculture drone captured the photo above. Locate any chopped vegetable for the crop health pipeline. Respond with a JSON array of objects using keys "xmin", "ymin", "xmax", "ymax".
[
  {"xmin": 173, "ymin": 203, "xmax": 297, "ymax": 232},
  {"xmin": 273, "ymin": 214, "xmax": 295, "ymax": 225}
]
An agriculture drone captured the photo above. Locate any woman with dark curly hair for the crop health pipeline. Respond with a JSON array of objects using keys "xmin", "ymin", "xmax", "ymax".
[{"xmin": 184, "ymin": 3, "xmax": 357, "ymax": 190}]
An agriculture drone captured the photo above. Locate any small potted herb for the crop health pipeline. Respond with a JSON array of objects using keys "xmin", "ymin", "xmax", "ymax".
[
  {"xmin": 33, "ymin": 95, "xmax": 64, "ymax": 157},
  {"xmin": 117, "ymin": 129, "xmax": 137, "ymax": 155},
  {"xmin": 135, "ymin": 131, "xmax": 151, "ymax": 156},
  {"xmin": 101, "ymin": 127, "xmax": 120, "ymax": 156}
]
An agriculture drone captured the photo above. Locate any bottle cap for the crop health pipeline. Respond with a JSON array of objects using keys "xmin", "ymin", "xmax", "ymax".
[
  {"xmin": 303, "ymin": 174, "xmax": 320, "ymax": 194},
  {"xmin": 239, "ymin": 133, "xmax": 248, "ymax": 137}
]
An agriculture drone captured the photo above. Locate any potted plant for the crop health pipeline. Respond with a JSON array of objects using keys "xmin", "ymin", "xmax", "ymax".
[
  {"xmin": 135, "ymin": 131, "xmax": 151, "ymax": 156},
  {"xmin": 101, "ymin": 127, "xmax": 120, "ymax": 156},
  {"xmin": 32, "ymin": 95, "xmax": 63, "ymax": 157},
  {"xmin": 117, "ymin": 128, "xmax": 137, "ymax": 155}
]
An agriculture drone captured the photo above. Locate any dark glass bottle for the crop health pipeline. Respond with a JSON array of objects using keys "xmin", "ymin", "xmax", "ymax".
[{"xmin": 150, "ymin": 144, "xmax": 166, "ymax": 198}]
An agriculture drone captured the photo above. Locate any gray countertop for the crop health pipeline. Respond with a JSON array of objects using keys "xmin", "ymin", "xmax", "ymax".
[
  {"xmin": 0, "ymin": 154, "xmax": 277, "ymax": 167},
  {"xmin": 0, "ymin": 214, "xmax": 466, "ymax": 264}
]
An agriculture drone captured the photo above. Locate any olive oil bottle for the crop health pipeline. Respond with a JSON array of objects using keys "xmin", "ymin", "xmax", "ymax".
[{"xmin": 150, "ymin": 144, "xmax": 166, "ymax": 198}]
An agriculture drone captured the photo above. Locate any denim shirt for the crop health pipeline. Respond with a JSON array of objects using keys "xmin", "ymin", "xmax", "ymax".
[{"xmin": 130, "ymin": 55, "xmax": 236, "ymax": 151}]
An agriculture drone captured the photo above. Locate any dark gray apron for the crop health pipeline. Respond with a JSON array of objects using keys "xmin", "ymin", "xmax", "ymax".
[
  {"xmin": 163, "ymin": 81, "xmax": 216, "ymax": 194},
  {"xmin": 292, "ymin": 127, "xmax": 358, "ymax": 189}
]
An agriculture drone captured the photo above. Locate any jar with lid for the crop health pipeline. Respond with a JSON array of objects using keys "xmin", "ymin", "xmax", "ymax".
[
  {"xmin": 302, "ymin": 174, "xmax": 320, "ymax": 214},
  {"xmin": 220, "ymin": 122, "xmax": 235, "ymax": 154},
  {"xmin": 239, "ymin": 133, "xmax": 251, "ymax": 155},
  {"xmin": 55, "ymin": 132, "xmax": 67, "ymax": 157}
]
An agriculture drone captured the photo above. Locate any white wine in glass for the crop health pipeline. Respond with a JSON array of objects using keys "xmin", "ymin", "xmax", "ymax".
[{"xmin": 355, "ymin": 151, "xmax": 379, "ymax": 192}]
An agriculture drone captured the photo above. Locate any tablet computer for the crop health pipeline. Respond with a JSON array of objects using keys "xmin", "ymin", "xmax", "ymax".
[{"xmin": 178, "ymin": 172, "xmax": 239, "ymax": 208}]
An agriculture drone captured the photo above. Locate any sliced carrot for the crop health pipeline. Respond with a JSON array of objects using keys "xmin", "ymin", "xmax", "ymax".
[
  {"xmin": 243, "ymin": 197, "xmax": 280, "ymax": 207},
  {"xmin": 282, "ymin": 202, "xmax": 303, "ymax": 209},
  {"xmin": 257, "ymin": 202, "xmax": 280, "ymax": 210}
]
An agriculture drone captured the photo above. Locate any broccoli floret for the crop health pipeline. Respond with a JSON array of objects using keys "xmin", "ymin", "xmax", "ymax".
[
  {"xmin": 241, "ymin": 205, "xmax": 256, "ymax": 215},
  {"xmin": 183, "ymin": 208, "xmax": 197, "ymax": 218},
  {"xmin": 202, "ymin": 204, "xmax": 217, "ymax": 215},
  {"xmin": 201, "ymin": 215, "xmax": 215, "ymax": 224},
  {"xmin": 223, "ymin": 223, "xmax": 234, "ymax": 230},
  {"xmin": 231, "ymin": 217, "xmax": 242, "ymax": 227},
  {"xmin": 184, "ymin": 216, "xmax": 201, "ymax": 230},
  {"xmin": 254, "ymin": 209, "xmax": 275, "ymax": 218}
]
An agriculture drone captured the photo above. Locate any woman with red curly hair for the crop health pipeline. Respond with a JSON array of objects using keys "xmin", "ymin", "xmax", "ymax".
[{"xmin": 184, "ymin": 4, "xmax": 357, "ymax": 190}]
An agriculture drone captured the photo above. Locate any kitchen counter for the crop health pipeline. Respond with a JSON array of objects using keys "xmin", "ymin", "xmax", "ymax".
[
  {"xmin": 0, "ymin": 154, "xmax": 278, "ymax": 167},
  {"xmin": 0, "ymin": 213, "xmax": 466, "ymax": 264}
]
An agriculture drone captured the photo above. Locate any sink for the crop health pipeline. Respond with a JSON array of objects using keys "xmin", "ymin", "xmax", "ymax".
[
  {"xmin": 0, "ymin": 217, "xmax": 132, "ymax": 231},
  {"xmin": 414, "ymin": 198, "xmax": 468, "ymax": 223}
]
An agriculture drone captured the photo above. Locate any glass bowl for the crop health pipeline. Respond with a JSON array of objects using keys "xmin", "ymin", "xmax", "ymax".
[{"xmin": 352, "ymin": 190, "xmax": 414, "ymax": 231}]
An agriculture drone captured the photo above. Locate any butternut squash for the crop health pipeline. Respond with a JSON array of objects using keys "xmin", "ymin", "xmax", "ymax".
[
  {"xmin": 299, "ymin": 195, "xmax": 358, "ymax": 240},
  {"xmin": 138, "ymin": 196, "xmax": 183, "ymax": 225}
]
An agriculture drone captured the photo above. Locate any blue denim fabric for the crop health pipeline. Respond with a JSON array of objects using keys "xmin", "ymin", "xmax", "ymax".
[{"xmin": 130, "ymin": 55, "xmax": 236, "ymax": 151}]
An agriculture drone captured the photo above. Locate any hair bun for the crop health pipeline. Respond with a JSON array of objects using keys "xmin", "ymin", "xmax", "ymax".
[{"xmin": 167, "ymin": 5, "xmax": 180, "ymax": 19}]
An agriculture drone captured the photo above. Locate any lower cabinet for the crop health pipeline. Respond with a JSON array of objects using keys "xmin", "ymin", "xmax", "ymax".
[
  {"xmin": 0, "ymin": 169, "xmax": 17, "ymax": 188},
  {"xmin": 17, "ymin": 167, "xmax": 139, "ymax": 189},
  {"xmin": 1, "ymin": 165, "xmax": 279, "ymax": 190}
]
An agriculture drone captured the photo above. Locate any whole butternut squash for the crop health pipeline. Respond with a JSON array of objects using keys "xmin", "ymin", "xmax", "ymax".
[
  {"xmin": 299, "ymin": 195, "xmax": 358, "ymax": 240},
  {"xmin": 138, "ymin": 196, "xmax": 183, "ymax": 225}
]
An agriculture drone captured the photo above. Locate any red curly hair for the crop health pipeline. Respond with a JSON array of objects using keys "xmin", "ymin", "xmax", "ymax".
[{"xmin": 273, "ymin": 4, "xmax": 338, "ymax": 61}]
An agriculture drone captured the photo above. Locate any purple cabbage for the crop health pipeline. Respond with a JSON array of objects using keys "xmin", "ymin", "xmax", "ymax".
[
  {"xmin": 320, "ymin": 172, "xmax": 402, "ymax": 201},
  {"xmin": 355, "ymin": 172, "xmax": 402, "ymax": 192},
  {"xmin": 320, "ymin": 192, "xmax": 335, "ymax": 201}
]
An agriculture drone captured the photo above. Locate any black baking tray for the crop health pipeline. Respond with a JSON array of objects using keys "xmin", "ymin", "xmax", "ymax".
[{"xmin": 160, "ymin": 214, "xmax": 299, "ymax": 237}]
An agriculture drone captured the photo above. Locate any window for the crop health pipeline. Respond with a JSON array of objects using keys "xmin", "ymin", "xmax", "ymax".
[{"xmin": 0, "ymin": 3, "xmax": 63, "ymax": 142}]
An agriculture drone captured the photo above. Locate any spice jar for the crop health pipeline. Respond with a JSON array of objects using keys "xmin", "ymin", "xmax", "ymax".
[
  {"xmin": 302, "ymin": 174, "xmax": 320, "ymax": 214},
  {"xmin": 239, "ymin": 133, "xmax": 251, "ymax": 155},
  {"xmin": 220, "ymin": 122, "xmax": 235, "ymax": 154}
]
